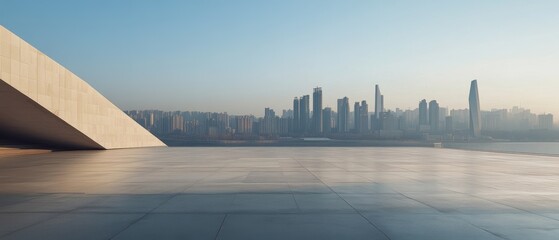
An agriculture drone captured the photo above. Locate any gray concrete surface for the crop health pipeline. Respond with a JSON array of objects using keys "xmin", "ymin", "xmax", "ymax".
[{"xmin": 0, "ymin": 147, "xmax": 558, "ymax": 239}]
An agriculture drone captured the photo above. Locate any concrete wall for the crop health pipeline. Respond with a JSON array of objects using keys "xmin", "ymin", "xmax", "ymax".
[{"xmin": 0, "ymin": 25, "xmax": 166, "ymax": 149}]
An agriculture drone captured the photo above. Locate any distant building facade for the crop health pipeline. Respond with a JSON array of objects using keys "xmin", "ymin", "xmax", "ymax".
[
  {"xmin": 429, "ymin": 100, "xmax": 439, "ymax": 132},
  {"xmin": 419, "ymin": 99, "xmax": 429, "ymax": 130},
  {"xmin": 337, "ymin": 97, "xmax": 350, "ymax": 133},
  {"xmin": 312, "ymin": 87, "xmax": 323, "ymax": 134},
  {"xmin": 538, "ymin": 114, "xmax": 554, "ymax": 130},
  {"xmin": 373, "ymin": 84, "xmax": 384, "ymax": 131},
  {"xmin": 469, "ymin": 80, "xmax": 482, "ymax": 137},
  {"xmin": 300, "ymin": 95, "xmax": 310, "ymax": 133}
]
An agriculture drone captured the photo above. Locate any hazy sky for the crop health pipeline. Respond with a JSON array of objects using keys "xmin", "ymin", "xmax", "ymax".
[{"xmin": 2, "ymin": 0, "xmax": 559, "ymax": 117}]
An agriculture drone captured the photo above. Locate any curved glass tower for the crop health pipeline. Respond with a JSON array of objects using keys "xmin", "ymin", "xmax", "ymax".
[{"xmin": 469, "ymin": 80, "xmax": 482, "ymax": 137}]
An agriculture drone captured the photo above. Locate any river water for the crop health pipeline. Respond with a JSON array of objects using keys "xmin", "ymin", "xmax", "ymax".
[{"xmin": 444, "ymin": 142, "xmax": 559, "ymax": 156}]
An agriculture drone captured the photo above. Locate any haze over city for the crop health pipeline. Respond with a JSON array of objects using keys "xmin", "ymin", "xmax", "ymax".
[{"xmin": 2, "ymin": 1, "xmax": 559, "ymax": 117}]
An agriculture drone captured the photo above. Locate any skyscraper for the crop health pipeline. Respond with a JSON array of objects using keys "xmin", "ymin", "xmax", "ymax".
[
  {"xmin": 337, "ymin": 97, "xmax": 350, "ymax": 133},
  {"xmin": 538, "ymin": 114, "xmax": 554, "ymax": 130},
  {"xmin": 171, "ymin": 114, "xmax": 185, "ymax": 133},
  {"xmin": 359, "ymin": 100, "xmax": 369, "ymax": 133},
  {"xmin": 469, "ymin": 80, "xmax": 482, "ymax": 137},
  {"xmin": 429, "ymin": 100, "xmax": 440, "ymax": 131},
  {"xmin": 419, "ymin": 99, "xmax": 428, "ymax": 127},
  {"xmin": 300, "ymin": 95, "xmax": 310, "ymax": 133},
  {"xmin": 323, "ymin": 107, "xmax": 332, "ymax": 134},
  {"xmin": 262, "ymin": 108, "xmax": 278, "ymax": 135},
  {"xmin": 354, "ymin": 102, "xmax": 361, "ymax": 132},
  {"xmin": 445, "ymin": 116, "xmax": 453, "ymax": 133},
  {"xmin": 236, "ymin": 116, "xmax": 253, "ymax": 134},
  {"xmin": 312, "ymin": 87, "xmax": 323, "ymax": 134},
  {"xmin": 293, "ymin": 97, "xmax": 300, "ymax": 133},
  {"xmin": 373, "ymin": 84, "xmax": 384, "ymax": 130}
]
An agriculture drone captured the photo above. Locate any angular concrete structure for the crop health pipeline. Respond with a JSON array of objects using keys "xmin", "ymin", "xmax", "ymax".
[{"xmin": 0, "ymin": 25, "xmax": 165, "ymax": 149}]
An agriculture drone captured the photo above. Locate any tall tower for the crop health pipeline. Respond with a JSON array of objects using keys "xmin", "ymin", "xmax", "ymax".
[
  {"xmin": 300, "ymin": 95, "xmax": 310, "ymax": 133},
  {"xmin": 469, "ymin": 80, "xmax": 482, "ymax": 137},
  {"xmin": 337, "ymin": 97, "xmax": 350, "ymax": 133},
  {"xmin": 374, "ymin": 85, "xmax": 383, "ymax": 119},
  {"xmin": 429, "ymin": 100, "xmax": 440, "ymax": 131},
  {"xmin": 359, "ymin": 100, "xmax": 369, "ymax": 133},
  {"xmin": 419, "ymin": 99, "xmax": 428, "ymax": 126},
  {"xmin": 374, "ymin": 84, "xmax": 383, "ymax": 130},
  {"xmin": 323, "ymin": 107, "xmax": 332, "ymax": 134},
  {"xmin": 354, "ymin": 102, "xmax": 361, "ymax": 132},
  {"xmin": 293, "ymin": 97, "xmax": 300, "ymax": 133},
  {"xmin": 312, "ymin": 87, "xmax": 323, "ymax": 134}
]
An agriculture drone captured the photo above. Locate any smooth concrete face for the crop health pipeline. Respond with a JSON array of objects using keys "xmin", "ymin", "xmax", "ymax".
[
  {"xmin": 0, "ymin": 25, "xmax": 165, "ymax": 149},
  {"xmin": 1, "ymin": 147, "xmax": 559, "ymax": 239},
  {"xmin": 0, "ymin": 80, "xmax": 102, "ymax": 149}
]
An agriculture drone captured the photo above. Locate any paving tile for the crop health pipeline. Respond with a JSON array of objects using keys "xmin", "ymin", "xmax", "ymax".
[
  {"xmin": 340, "ymin": 193, "xmax": 439, "ymax": 214},
  {"xmin": 0, "ymin": 194, "xmax": 101, "ymax": 213},
  {"xmin": 293, "ymin": 193, "xmax": 355, "ymax": 213},
  {"xmin": 0, "ymin": 213, "xmax": 56, "ymax": 237},
  {"xmin": 154, "ymin": 194, "xmax": 235, "ymax": 213},
  {"xmin": 455, "ymin": 213, "xmax": 559, "ymax": 240},
  {"xmin": 364, "ymin": 213, "xmax": 504, "ymax": 240},
  {"xmin": 113, "ymin": 214, "xmax": 225, "ymax": 240},
  {"xmin": 185, "ymin": 183, "xmax": 291, "ymax": 194},
  {"xmin": 231, "ymin": 194, "xmax": 298, "ymax": 213},
  {"xmin": 216, "ymin": 214, "xmax": 389, "ymax": 240},
  {"xmin": 288, "ymin": 183, "xmax": 333, "ymax": 193},
  {"xmin": 74, "ymin": 194, "xmax": 172, "ymax": 213},
  {"xmin": 2, "ymin": 213, "xmax": 142, "ymax": 240},
  {"xmin": 403, "ymin": 193, "xmax": 522, "ymax": 214},
  {"xmin": 0, "ymin": 194, "xmax": 40, "ymax": 207},
  {"xmin": 328, "ymin": 182, "xmax": 397, "ymax": 194}
]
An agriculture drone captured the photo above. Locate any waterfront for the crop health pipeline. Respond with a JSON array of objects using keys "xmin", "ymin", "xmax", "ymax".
[{"xmin": 445, "ymin": 142, "xmax": 559, "ymax": 156}]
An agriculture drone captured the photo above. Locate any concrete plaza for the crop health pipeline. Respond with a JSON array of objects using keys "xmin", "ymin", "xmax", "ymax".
[{"xmin": 0, "ymin": 147, "xmax": 558, "ymax": 240}]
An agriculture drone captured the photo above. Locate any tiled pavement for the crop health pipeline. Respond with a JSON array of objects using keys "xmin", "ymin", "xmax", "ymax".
[{"xmin": 0, "ymin": 147, "xmax": 558, "ymax": 239}]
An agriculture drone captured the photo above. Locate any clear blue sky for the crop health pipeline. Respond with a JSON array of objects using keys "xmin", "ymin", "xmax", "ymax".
[{"xmin": 2, "ymin": 0, "xmax": 559, "ymax": 117}]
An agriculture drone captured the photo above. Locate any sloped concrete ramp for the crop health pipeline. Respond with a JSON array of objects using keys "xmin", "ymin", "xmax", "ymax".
[{"xmin": 0, "ymin": 25, "xmax": 165, "ymax": 149}]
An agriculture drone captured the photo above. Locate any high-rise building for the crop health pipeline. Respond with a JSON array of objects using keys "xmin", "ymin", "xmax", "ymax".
[
  {"xmin": 282, "ymin": 109, "xmax": 293, "ymax": 119},
  {"xmin": 450, "ymin": 109, "xmax": 470, "ymax": 130},
  {"xmin": 337, "ymin": 97, "xmax": 350, "ymax": 133},
  {"xmin": 445, "ymin": 116, "xmax": 453, "ymax": 132},
  {"xmin": 323, "ymin": 107, "xmax": 332, "ymax": 134},
  {"xmin": 149, "ymin": 112, "xmax": 155, "ymax": 129},
  {"xmin": 293, "ymin": 97, "xmax": 300, "ymax": 133},
  {"xmin": 236, "ymin": 116, "xmax": 253, "ymax": 134},
  {"xmin": 538, "ymin": 114, "xmax": 554, "ymax": 130},
  {"xmin": 359, "ymin": 100, "xmax": 369, "ymax": 133},
  {"xmin": 261, "ymin": 108, "xmax": 278, "ymax": 135},
  {"xmin": 279, "ymin": 118, "xmax": 289, "ymax": 135},
  {"xmin": 429, "ymin": 100, "xmax": 440, "ymax": 132},
  {"xmin": 419, "ymin": 99, "xmax": 428, "ymax": 127},
  {"xmin": 300, "ymin": 95, "xmax": 310, "ymax": 133},
  {"xmin": 354, "ymin": 102, "xmax": 361, "ymax": 132},
  {"xmin": 469, "ymin": 80, "xmax": 482, "ymax": 137},
  {"xmin": 373, "ymin": 84, "xmax": 384, "ymax": 130},
  {"xmin": 439, "ymin": 107, "xmax": 448, "ymax": 130},
  {"xmin": 312, "ymin": 87, "xmax": 323, "ymax": 134},
  {"xmin": 171, "ymin": 114, "xmax": 185, "ymax": 133}
]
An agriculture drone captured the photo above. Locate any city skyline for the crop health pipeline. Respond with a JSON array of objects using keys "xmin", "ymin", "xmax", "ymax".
[
  {"xmin": 126, "ymin": 81, "xmax": 556, "ymax": 143},
  {"xmin": 125, "ymin": 81, "xmax": 558, "ymax": 124},
  {"xmin": 2, "ymin": 1, "xmax": 559, "ymax": 117}
]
